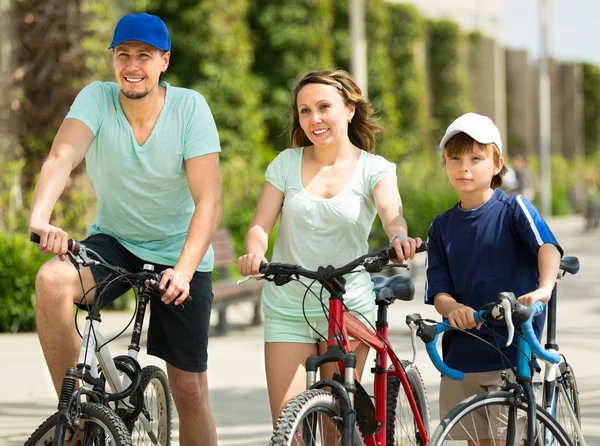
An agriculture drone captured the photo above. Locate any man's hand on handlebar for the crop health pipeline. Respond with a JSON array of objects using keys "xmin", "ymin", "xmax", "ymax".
[
  {"xmin": 159, "ymin": 268, "xmax": 192, "ymax": 306},
  {"xmin": 28, "ymin": 217, "xmax": 69, "ymax": 261}
]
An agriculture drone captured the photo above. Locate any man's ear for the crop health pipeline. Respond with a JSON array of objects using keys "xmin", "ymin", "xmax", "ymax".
[{"xmin": 162, "ymin": 51, "xmax": 171, "ymax": 72}]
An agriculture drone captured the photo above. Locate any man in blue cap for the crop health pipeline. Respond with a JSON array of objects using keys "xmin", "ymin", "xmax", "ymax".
[{"xmin": 29, "ymin": 12, "xmax": 220, "ymax": 445}]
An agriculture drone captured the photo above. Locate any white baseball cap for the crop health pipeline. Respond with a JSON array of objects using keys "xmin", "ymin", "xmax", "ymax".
[{"xmin": 439, "ymin": 112, "xmax": 503, "ymax": 154}]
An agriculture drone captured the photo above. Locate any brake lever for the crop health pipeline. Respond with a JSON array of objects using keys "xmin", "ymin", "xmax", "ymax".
[
  {"xmin": 382, "ymin": 262, "xmax": 409, "ymax": 269},
  {"xmin": 67, "ymin": 246, "xmax": 99, "ymax": 268},
  {"xmin": 237, "ymin": 274, "xmax": 264, "ymax": 285}
]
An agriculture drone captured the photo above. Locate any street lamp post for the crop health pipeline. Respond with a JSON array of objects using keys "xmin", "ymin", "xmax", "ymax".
[
  {"xmin": 539, "ymin": 0, "xmax": 552, "ymax": 217},
  {"xmin": 350, "ymin": 0, "xmax": 368, "ymax": 96}
]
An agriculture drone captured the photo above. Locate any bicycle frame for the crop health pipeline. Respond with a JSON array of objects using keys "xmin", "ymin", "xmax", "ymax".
[
  {"xmin": 541, "ymin": 281, "xmax": 586, "ymax": 445},
  {"xmin": 58, "ymin": 290, "xmax": 156, "ymax": 443},
  {"xmin": 309, "ymin": 294, "xmax": 428, "ymax": 446}
]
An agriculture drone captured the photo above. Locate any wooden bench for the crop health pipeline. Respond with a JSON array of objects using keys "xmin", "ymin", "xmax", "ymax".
[{"xmin": 211, "ymin": 228, "xmax": 264, "ymax": 334}]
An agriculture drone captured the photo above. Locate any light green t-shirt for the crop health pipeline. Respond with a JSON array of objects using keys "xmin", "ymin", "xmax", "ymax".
[
  {"xmin": 65, "ymin": 81, "xmax": 221, "ymax": 270},
  {"xmin": 263, "ymin": 147, "xmax": 397, "ymax": 321}
]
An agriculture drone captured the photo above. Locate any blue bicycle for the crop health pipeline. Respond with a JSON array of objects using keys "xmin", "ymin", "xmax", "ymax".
[{"xmin": 407, "ymin": 256, "xmax": 584, "ymax": 445}]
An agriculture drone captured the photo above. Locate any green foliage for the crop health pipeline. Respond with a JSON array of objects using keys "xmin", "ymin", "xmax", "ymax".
[
  {"xmin": 248, "ymin": 0, "xmax": 335, "ymax": 151},
  {"xmin": 427, "ymin": 19, "xmax": 471, "ymax": 145},
  {"xmin": 365, "ymin": 0, "xmax": 403, "ymax": 160},
  {"xmin": 386, "ymin": 3, "xmax": 429, "ymax": 154},
  {"xmin": 83, "ymin": 0, "xmax": 128, "ymax": 81},
  {"xmin": 332, "ymin": 0, "xmax": 350, "ymax": 72},
  {"xmin": 132, "ymin": 0, "xmax": 269, "ymax": 250},
  {"xmin": 527, "ymin": 154, "xmax": 588, "ymax": 215},
  {"xmin": 369, "ymin": 151, "xmax": 458, "ymax": 248},
  {"xmin": 0, "ymin": 157, "xmax": 28, "ymax": 234},
  {"xmin": 583, "ymin": 63, "xmax": 600, "ymax": 157},
  {"xmin": 0, "ymin": 233, "xmax": 50, "ymax": 332}
]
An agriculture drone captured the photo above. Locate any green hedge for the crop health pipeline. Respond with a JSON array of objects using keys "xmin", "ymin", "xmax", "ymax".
[
  {"xmin": 583, "ymin": 64, "xmax": 600, "ymax": 157},
  {"xmin": 0, "ymin": 233, "xmax": 50, "ymax": 332},
  {"xmin": 427, "ymin": 19, "xmax": 471, "ymax": 145},
  {"xmin": 386, "ymin": 3, "xmax": 429, "ymax": 155}
]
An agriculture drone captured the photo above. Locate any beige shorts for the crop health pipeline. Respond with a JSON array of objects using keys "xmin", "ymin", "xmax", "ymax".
[{"xmin": 439, "ymin": 370, "xmax": 541, "ymax": 441}]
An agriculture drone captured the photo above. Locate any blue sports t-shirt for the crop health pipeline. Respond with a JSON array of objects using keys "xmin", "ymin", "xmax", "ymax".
[
  {"xmin": 425, "ymin": 188, "xmax": 563, "ymax": 373},
  {"xmin": 65, "ymin": 81, "xmax": 221, "ymax": 270}
]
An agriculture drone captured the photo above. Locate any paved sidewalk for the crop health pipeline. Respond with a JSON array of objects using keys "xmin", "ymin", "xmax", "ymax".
[{"xmin": 1, "ymin": 216, "xmax": 598, "ymax": 445}]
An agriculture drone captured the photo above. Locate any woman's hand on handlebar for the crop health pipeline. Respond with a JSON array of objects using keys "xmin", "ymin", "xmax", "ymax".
[
  {"xmin": 238, "ymin": 253, "xmax": 267, "ymax": 277},
  {"xmin": 28, "ymin": 217, "xmax": 69, "ymax": 261},
  {"xmin": 390, "ymin": 236, "xmax": 423, "ymax": 263}
]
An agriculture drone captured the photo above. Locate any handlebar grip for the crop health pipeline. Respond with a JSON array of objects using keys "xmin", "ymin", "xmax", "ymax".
[
  {"xmin": 259, "ymin": 262, "xmax": 268, "ymax": 273},
  {"xmin": 522, "ymin": 301, "xmax": 560, "ymax": 364},
  {"xmin": 30, "ymin": 233, "xmax": 79, "ymax": 254},
  {"xmin": 385, "ymin": 242, "xmax": 428, "ymax": 258},
  {"xmin": 425, "ymin": 325, "xmax": 464, "ymax": 381}
]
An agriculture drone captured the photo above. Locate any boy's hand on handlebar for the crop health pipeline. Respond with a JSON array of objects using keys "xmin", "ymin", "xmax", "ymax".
[
  {"xmin": 518, "ymin": 285, "xmax": 553, "ymax": 306},
  {"xmin": 238, "ymin": 253, "xmax": 267, "ymax": 277},
  {"xmin": 448, "ymin": 304, "xmax": 482, "ymax": 330},
  {"xmin": 390, "ymin": 236, "xmax": 423, "ymax": 262},
  {"xmin": 28, "ymin": 218, "xmax": 69, "ymax": 261},
  {"xmin": 159, "ymin": 268, "xmax": 191, "ymax": 306}
]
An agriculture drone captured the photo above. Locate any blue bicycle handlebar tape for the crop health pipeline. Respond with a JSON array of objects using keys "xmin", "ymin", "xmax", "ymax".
[
  {"xmin": 424, "ymin": 310, "xmax": 488, "ymax": 381},
  {"xmin": 522, "ymin": 301, "xmax": 560, "ymax": 364},
  {"xmin": 424, "ymin": 323, "xmax": 464, "ymax": 381}
]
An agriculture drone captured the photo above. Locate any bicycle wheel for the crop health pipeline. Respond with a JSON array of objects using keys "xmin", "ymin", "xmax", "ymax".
[
  {"xmin": 550, "ymin": 362, "xmax": 582, "ymax": 445},
  {"xmin": 429, "ymin": 391, "xmax": 572, "ymax": 445},
  {"xmin": 270, "ymin": 389, "xmax": 364, "ymax": 446},
  {"xmin": 25, "ymin": 402, "xmax": 133, "ymax": 446},
  {"xmin": 387, "ymin": 360, "xmax": 430, "ymax": 445},
  {"xmin": 129, "ymin": 365, "xmax": 173, "ymax": 446}
]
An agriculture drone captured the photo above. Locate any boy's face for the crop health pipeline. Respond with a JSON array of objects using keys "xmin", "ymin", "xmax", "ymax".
[{"xmin": 444, "ymin": 142, "xmax": 504, "ymax": 195}]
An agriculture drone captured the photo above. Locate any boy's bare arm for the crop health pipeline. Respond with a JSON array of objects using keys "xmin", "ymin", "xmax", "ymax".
[
  {"xmin": 518, "ymin": 243, "xmax": 561, "ymax": 305},
  {"xmin": 434, "ymin": 293, "xmax": 480, "ymax": 330}
]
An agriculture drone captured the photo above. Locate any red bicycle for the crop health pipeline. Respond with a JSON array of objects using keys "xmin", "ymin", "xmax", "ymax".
[{"xmin": 243, "ymin": 246, "xmax": 430, "ymax": 445}]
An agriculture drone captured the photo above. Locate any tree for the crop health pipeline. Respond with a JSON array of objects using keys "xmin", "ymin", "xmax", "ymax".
[
  {"xmin": 132, "ymin": 0, "xmax": 270, "ymax": 247},
  {"xmin": 248, "ymin": 0, "xmax": 335, "ymax": 152},
  {"xmin": 13, "ymin": 1, "xmax": 89, "ymax": 186}
]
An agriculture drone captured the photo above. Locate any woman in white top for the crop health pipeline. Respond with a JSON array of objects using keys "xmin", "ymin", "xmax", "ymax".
[{"xmin": 238, "ymin": 70, "xmax": 421, "ymax": 425}]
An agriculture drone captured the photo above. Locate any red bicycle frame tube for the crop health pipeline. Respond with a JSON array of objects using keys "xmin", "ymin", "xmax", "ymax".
[{"xmin": 327, "ymin": 298, "xmax": 428, "ymax": 446}]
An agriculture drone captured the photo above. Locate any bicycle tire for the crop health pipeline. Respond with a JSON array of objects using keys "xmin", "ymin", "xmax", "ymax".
[
  {"xmin": 386, "ymin": 360, "xmax": 430, "ymax": 445},
  {"xmin": 25, "ymin": 402, "xmax": 133, "ymax": 446},
  {"xmin": 551, "ymin": 362, "xmax": 582, "ymax": 445},
  {"xmin": 127, "ymin": 365, "xmax": 173, "ymax": 446},
  {"xmin": 270, "ymin": 389, "xmax": 364, "ymax": 446},
  {"xmin": 429, "ymin": 391, "xmax": 573, "ymax": 445}
]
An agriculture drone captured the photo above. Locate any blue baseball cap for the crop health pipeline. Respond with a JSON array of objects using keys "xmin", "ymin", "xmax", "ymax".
[{"xmin": 109, "ymin": 13, "xmax": 171, "ymax": 51}]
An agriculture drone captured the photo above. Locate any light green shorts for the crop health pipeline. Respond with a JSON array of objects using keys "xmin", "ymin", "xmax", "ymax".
[{"xmin": 264, "ymin": 313, "xmax": 375, "ymax": 343}]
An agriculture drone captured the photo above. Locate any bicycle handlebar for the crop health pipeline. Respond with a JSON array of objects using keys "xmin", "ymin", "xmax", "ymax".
[
  {"xmin": 30, "ymin": 233, "xmax": 191, "ymax": 304},
  {"xmin": 257, "ymin": 243, "xmax": 427, "ymax": 286},
  {"xmin": 407, "ymin": 293, "xmax": 560, "ymax": 381}
]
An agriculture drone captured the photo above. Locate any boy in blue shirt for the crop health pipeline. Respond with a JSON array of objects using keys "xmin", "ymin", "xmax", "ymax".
[{"xmin": 425, "ymin": 112, "xmax": 563, "ymax": 441}]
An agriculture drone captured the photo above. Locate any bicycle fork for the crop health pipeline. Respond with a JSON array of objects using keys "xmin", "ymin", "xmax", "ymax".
[{"xmin": 306, "ymin": 348, "xmax": 358, "ymax": 446}]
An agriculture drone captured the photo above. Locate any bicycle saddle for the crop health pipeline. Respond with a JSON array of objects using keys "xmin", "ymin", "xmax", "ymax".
[
  {"xmin": 372, "ymin": 275, "xmax": 415, "ymax": 305},
  {"xmin": 559, "ymin": 256, "xmax": 579, "ymax": 275}
]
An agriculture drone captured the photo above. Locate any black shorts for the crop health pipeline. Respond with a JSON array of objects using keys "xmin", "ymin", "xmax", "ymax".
[{"xmin": 80, "ymin": 234, "xmax": 213, "ymax": 373}]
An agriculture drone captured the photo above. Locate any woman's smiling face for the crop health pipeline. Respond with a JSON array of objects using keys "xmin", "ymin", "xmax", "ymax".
[{"xmin": 296, "ymin": 83, "xmax": 354, "ymax": 149}]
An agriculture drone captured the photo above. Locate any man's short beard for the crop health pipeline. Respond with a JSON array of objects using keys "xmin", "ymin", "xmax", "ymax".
[{"xmin": 121, "ymin": 88, "xmax": 150, "ymax": 100}]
